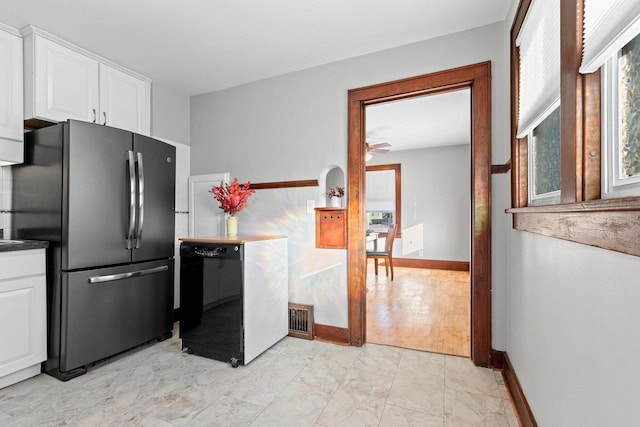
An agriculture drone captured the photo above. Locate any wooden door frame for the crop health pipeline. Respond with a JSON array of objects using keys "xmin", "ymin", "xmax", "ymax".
[{"xmin": 347, "ymin": 61, "xmax": 493, "ymax": 367}]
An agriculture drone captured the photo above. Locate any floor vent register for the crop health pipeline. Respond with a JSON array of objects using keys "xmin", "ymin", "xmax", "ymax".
[{"xmin": 288, "ymin": 303, "xmax": 314, "ymax": 340}]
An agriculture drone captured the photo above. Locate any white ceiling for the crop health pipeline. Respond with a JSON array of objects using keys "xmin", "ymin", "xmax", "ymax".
[
  {"xmin": 366, "ymin": 89, "xmax": 471, "ymax": 153},
  {"xmin": 0, "ymin": 0, "xmax": 511, "ymax": 96}
]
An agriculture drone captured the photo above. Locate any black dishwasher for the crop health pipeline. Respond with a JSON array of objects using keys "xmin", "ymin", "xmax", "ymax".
[{"xmin": 180, "ymin": 242, "xmax": 244, "ymax": 367}]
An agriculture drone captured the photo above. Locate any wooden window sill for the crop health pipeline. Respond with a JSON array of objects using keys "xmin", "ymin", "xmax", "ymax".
[{"xmin": 506, "ymin": 197, "xmax": 640, "ymax": 257}]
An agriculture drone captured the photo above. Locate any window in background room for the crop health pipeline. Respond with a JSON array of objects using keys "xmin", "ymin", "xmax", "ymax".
[
  {"xmin": 365, "ymin": 169, "xmax": 395, "ymax": 232},
  {"xmin": 365, "ymin": 164, "xmax": 401, "ymax": 235}
]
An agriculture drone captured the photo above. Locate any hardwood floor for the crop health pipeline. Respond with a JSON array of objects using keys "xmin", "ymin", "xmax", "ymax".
[{"xmin": 366, "ymin": 264, "xmax": 471, "ymax": 357}]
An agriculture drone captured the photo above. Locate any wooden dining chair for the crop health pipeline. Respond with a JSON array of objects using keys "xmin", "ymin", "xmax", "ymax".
[{"xmin": 366, "ymin": 224, "xmax": 397, "ymax": 280}]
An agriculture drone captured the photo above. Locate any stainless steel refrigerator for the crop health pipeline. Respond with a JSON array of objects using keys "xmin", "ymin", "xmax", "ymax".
[{"xmin": 12, "ymin": 120, "xmax": 175, "ymax": 381}]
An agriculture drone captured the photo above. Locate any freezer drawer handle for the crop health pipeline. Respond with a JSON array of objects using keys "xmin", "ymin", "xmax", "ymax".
[{"xmin": 89, "ymin": 265, "xmax": 169, "ymax": 284}]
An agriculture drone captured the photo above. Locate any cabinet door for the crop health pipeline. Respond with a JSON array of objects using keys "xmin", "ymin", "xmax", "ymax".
[
  {"xmin": 34, "ymin": 35, "xmax": 99, "ymax": 123},
  {"xmin": 99, "ymin": 63, "xmax": 150, "ymax": 135},
  {"xmin": 0, "ymin": 28, "xmax": 23, "ymax": 143},
  {"xmin": 0, "ymin": 248, "xmax": 46, "ymax": 379}
]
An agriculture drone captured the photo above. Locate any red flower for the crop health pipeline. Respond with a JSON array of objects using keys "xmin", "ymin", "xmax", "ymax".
[{"xmin": 209, "ymin": 178, "xmax": 256, "ymax": 215}]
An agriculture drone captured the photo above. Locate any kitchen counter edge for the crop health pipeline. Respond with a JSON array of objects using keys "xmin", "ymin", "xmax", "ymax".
[{"xmin": 0, "ymin": 240, "xmax": 50, "ymax": 252}]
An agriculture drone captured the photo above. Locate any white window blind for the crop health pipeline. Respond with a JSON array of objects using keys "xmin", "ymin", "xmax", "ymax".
[
  {"xmin": 516, "ymin": 0, "xmax": 560, "ymax": 138},
  {"xmin": 580, "ymin": 0, "xmax": 640, "ymax": 73}
]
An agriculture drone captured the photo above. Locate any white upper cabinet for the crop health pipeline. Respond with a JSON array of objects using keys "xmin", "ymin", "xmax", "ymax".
[
  {"xmin": 22, "ymin": 26, "xmax": 151, "ymax": 135},
  {"xmin": 29, "ymin": 34, "xmax": 99, "ymax": 123},
  {"xmin": 100, "ymin": 63, "xmax": 150, "ymax": 135},
  {"xmin": 0, "ymin": 23, "xmax": 24, "ymax": 165}
]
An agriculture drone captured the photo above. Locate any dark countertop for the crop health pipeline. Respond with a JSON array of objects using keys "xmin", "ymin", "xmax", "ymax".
[{"xmin": 0, "ymin": 240, "xmax": 50, "ymax": 252}]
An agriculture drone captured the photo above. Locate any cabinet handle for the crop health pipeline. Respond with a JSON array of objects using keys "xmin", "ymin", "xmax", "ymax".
[
  {"xmin": 92, "ymin": 109, "xmax": 97, "ymax": 123},
  {"xmin": 103, "ymin": 111, "xmax": 107, "ymax": 126}
]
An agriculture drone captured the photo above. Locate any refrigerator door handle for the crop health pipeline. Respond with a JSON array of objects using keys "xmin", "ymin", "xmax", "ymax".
[
  {"xmin": 89, "ymin": 265, "xmax": 169, "ymax": 284},
  {"xmin": 126, "ymin": 151, "xmax": 137, "ymax": 249},
  {"xmin": 135, "ymin": 152, "xmax": 145, "ymax": 248}
]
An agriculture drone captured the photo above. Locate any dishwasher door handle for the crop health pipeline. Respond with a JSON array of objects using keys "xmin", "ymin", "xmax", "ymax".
[{"xmin": 89, "ymin": 265, "xmax": 169, "ymax": 284}]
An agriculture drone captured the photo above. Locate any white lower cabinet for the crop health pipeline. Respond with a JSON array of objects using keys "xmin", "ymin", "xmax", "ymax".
[{"xmin": 0, "ymin": 249, "xmax": 47, "ymax": 389}]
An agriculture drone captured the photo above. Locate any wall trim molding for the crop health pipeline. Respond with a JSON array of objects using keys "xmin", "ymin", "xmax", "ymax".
[
  {"xmin": 502, "ymin": 351, "xmax": 538, "ymax": 427},
  {"xmin": 491, "ymin": 349, "xmax": 505, "ymax": 370},
  {"xmin": 393, "ymin": 258, "xmax": 470, "ymax": 271},
  {"xmin": 314, "ymin": 323, "xmax": 349, "ymax": 344},
  {"xmin": 250, "ymin": 179, "xmax": 318, "ymax": 190}
]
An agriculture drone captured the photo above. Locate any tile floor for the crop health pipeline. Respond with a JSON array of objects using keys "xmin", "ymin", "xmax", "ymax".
[{"xmin": 0, "ymin": 327, "xmax": 518, "ymax": 426}]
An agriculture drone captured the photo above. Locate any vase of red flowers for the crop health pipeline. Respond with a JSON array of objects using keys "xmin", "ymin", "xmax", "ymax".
[{"xmin": 209, "ymin": 178, "xmax": 255, "ymax": 236}]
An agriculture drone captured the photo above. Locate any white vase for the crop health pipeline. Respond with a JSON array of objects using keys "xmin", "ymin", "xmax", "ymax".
[
  {"xmin": 330, "ymin": 197, "xmax": 342, "ymax": 207},
  {"xmin": 227, "ymin": 216, "xmax": 238, "ymax": 236}
]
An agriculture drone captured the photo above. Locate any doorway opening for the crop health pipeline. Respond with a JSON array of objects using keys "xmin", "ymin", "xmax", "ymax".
[
  {"xmin": 364, "ymin": 89, "xmax": 472, "ymax": 357},
  {"xmin": 346, "ymin": 62, "xmax": 492, "ymax": 367}
]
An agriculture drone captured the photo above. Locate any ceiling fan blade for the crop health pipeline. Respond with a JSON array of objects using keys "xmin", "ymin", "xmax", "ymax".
[
  {"xmin": 369, "ymin": 142, "xmax": 391, "ymax": 149},
  {"xmin": 365, "ymin": 142, "xmax": 391, "ymax": 154}
]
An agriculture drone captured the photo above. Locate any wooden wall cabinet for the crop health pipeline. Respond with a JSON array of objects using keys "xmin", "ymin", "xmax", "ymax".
[{"xmin": 315, "ymin": 208, "xmax": 347, "ymax": 249}]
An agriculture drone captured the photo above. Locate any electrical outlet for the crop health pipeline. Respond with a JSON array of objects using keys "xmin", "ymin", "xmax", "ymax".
[{"xmin": 306, "ymin": 200, "xmax": 315, "ymax": 213}]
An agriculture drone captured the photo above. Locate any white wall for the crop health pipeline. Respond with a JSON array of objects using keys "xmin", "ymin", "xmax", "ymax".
[
  {"xmin": 506, "ymin": 231, "xmax": 640, "ymax": 425},
  {"xmin": 240, "ymin": 187, "xmax": 348, "ymax": 327},
  {"xmin": 152, "ymin": 82, "xmax": 190, "ymax": 144},
  {"xmin": 190, "ymin": 22, "xmax": 509, "ymax": 329},
  {"xmin": 367, "ymin": 145, "xmax": 471, "ymax": 262}
]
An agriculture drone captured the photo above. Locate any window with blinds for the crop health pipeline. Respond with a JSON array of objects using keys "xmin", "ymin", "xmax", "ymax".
[
  {"xmin": 516, "ymin": 0, "xmax": 561, "ymax": 204},
  {"xmin": 591, "ymin": 2, "xmax": 640, "ymax": 197}
]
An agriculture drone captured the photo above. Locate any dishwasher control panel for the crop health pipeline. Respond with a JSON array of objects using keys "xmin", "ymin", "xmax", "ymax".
[{"xmin": 181, "ymin": 243, "xmax": 241, "ymax": 259}]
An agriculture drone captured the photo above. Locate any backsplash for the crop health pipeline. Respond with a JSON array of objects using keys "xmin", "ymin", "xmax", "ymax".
[{"xmin": 0, "ymin": 165, "xmax": 12, "ymax": 239}]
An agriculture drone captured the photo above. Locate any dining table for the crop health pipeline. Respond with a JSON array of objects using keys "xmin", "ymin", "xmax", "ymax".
[{"xmin": 366, "ymin": 231, "xmax": 379, "ymax": 251}]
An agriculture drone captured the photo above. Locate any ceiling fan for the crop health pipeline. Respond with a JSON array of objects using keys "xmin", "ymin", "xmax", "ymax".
[
  {"xmin": 365, "ymin": 141, "xmax": 391, "ymax": 154},
  {"xmin": 365, "ymin": 141, "xmax": 390, "ymax": 161}
]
